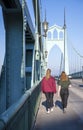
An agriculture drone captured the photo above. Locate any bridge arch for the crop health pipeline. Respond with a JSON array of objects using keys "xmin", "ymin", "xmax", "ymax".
[
  {"xmin": 47, "ymin": 44, "xmax": 63, "ymax": 76},
  {"xmin": 45, "ymin": 24, "xmax": 69, "ymax": 75}
]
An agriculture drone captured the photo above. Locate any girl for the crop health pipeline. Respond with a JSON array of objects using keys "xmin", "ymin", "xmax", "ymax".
[
  {"xmin": 58, "ymin": 71, "xmax": 71, "ymax": 113},
  {"xmin": 41, "ymin": 69, "xmax": 57, "ymax": 113}
]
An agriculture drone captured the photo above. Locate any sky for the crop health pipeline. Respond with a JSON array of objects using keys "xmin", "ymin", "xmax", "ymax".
[
  {"xmin": 27, "ymin": 0, "xmax": 83, "ymax": 75},
  {"xmin": 0, "ymin": 0, "xmax": 83, "ymax": 75}
]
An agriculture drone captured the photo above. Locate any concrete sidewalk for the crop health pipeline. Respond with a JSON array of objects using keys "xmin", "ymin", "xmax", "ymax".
[{"xmin": 34, "ymin": 91, "xmax": 83, "ymax": 130}]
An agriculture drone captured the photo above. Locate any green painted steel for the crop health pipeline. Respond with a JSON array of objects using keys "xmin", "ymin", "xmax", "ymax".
[{"xmin": 0, "ymin": 82, "xmax": 41, "ymax": 130}]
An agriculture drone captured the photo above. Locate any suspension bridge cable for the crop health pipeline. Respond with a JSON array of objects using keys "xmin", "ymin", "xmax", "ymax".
[
  {"xmin": 67, "ymin": 36, "xmax": 83, "ymax": 58},
  {"xmin": 67, "ymin": 35, "xmax": 83, "ymax": 73}
]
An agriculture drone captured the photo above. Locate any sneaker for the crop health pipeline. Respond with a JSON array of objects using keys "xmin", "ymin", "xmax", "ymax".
[
  {"xmin": 47, "ymin": 109, "xmax": 50, "ymax": 114},
  {"xmin": 50, "ymin": 108, "xmax": 53, "ymax": 112},
  {"xmin": 63, "ymin": 108, "xmax": 66, "ymax": 113}
]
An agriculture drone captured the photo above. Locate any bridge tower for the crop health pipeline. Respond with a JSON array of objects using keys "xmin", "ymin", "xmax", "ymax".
[{"xmin": 45, "ymin": 12, "xmax": 69, "ymax": 75}]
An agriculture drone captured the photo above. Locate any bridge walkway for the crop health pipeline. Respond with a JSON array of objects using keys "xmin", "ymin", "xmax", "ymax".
[{"xmin": 34, "ymin": 80, "xmax": 83, "ymax": 130}]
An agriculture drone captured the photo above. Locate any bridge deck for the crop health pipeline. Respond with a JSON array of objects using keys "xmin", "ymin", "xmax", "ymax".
[{"xmin": 34, "ymin": 80, "xmax": 83, "ymax": 130}]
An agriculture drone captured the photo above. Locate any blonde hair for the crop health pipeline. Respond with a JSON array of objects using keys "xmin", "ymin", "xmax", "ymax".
[
  {"xmin": 45, "ymin": 69, "xmax": 51, "ymax": 79},
  {"xmin": 60, "ymin": 71, "xmax": 68, "ymax": 81}
]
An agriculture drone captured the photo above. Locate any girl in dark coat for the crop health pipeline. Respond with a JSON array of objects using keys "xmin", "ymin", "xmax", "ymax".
[{"xmin": 58, "ymin": 71, "xmax": 71, "ymax": 113}]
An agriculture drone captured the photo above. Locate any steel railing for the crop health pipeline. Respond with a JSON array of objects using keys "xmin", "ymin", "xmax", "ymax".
[{"xmin": 0, "ymin": 81, "xmax": 41, "ymax": 130}]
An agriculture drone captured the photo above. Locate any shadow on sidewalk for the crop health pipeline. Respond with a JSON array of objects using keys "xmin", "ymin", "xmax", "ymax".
[
  {"xmin": 42, "ymin": 100, "xmax": 63, "ymax": 111},
  {"xmin": 55, "ymin": 100, "xmax": 63, "ymax": 110},
  {"xmin": 79, "ymin": 84, "xmax": 83, "ymax": 87},
  {"xmin": 42, "ymin": 100, "xmax": 47, "ymax": 110}
]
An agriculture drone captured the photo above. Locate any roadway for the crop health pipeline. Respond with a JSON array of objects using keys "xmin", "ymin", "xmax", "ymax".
[{"xmin": 34, "ymin": 79, "xmax": 83, "ymax": 130}]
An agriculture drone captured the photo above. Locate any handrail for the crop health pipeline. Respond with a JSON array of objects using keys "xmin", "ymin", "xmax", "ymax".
[
  {"xmin": 0, "ymin": 91, "xmax": 30, "ymax": 125},
  {"xmin": 0, "ymin": 81, "xmax": 41, "ymax": 130}
]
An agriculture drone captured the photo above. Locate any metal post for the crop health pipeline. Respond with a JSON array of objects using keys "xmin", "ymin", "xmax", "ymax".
[
  {"xmin": 64, "ymin": 29, "xmax": 65, "ymax": 72},
  {"xmin": 82, "ymin": 66, "xmax": 83, "ymax": 82},
  {"xmin": 35, "ymin": 0, "xmax": 39, "ymax": 59},
  {"xmin": 45, "ymin": 37, "xmax": 47, "ymax": 71},
  {"xmin": 22, "ymin": 0, "xmax": 26, "ymax": 91},
  {"xmin": 35, "ymin": 0, "xmax": 40, "ymax": 83},
  {"xmin": 63, "ymin": 8, "xmax": 66, "ymax": 72}
]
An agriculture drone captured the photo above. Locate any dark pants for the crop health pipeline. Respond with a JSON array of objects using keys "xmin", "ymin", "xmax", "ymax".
[
  {"xmin": 45, "ymin": 92, "xmax": 54, "ymax": 110},
  {"xmin": 60, "ymin": 88, "xmax": 69, "ymax": 109}
]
